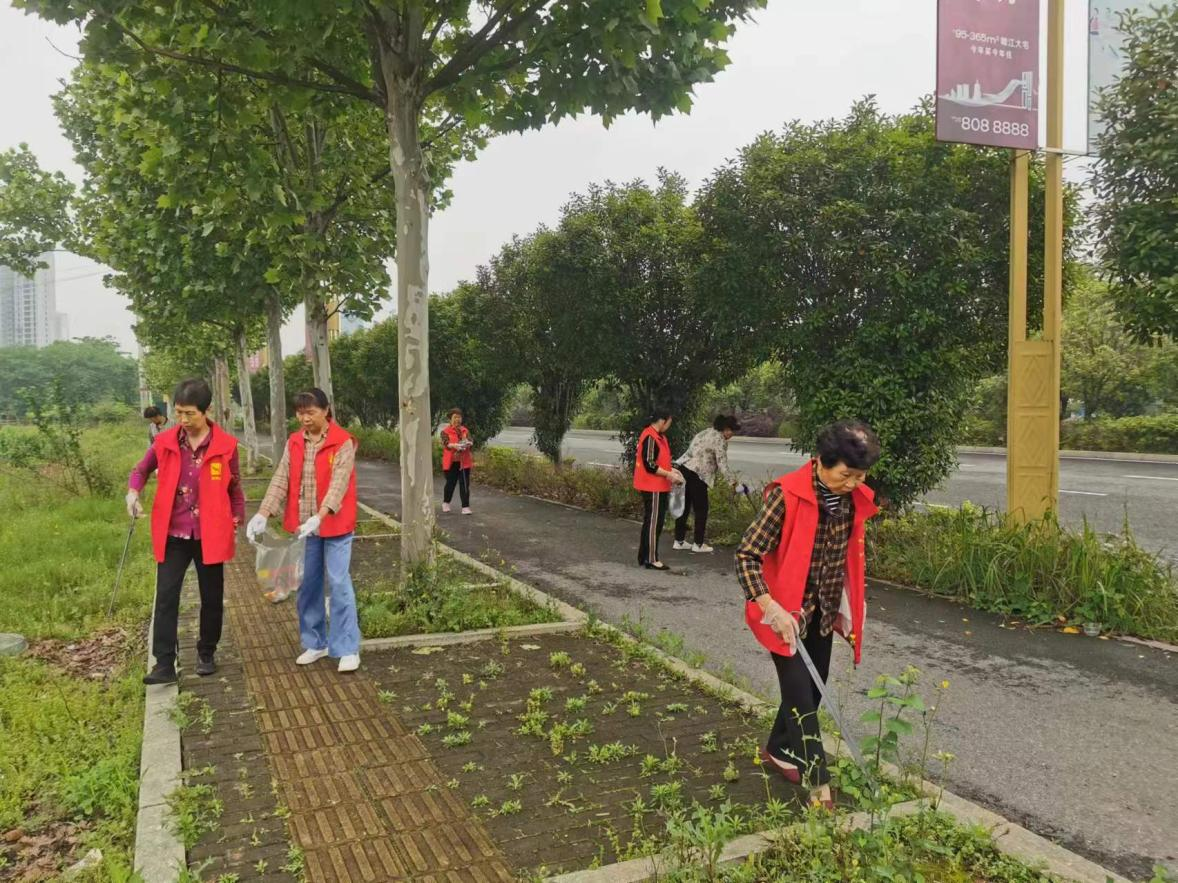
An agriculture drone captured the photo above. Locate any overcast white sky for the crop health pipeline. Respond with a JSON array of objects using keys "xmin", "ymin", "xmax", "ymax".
[{"xmin": 0, "ymin": 1, "xmax": 1093, "ymax": 356}]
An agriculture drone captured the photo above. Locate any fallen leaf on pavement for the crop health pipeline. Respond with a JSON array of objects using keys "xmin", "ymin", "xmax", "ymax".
[{"xmin": 1061, "ymin": 626, "xmax": 1081, "ymax": 634}]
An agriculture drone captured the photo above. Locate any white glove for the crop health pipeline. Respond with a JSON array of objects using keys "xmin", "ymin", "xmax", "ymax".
[
  {"xmin": 670, "ymin": 469, "xmax": 685, "ymax": 485},
  {"xmin": 759, "ymin": 598, "xmax": 799, "ymax": 649},
  {"xmin": 735, "ymin": 482, "xmax": 751, "ymax": 496},
  {"xmin": 125, "ymin": 491, "xmax": 144, "ymax": 519},
  {"xmin": 297, "ymin": 515, "xmax": 322, "ymax": 540},
  {"xmin": 246, "ymin": 513, "xmax": 268, "ymax": 544}
]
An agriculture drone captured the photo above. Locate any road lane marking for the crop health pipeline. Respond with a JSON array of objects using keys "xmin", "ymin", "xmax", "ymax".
[
  {"xmin": 1059, "ymin": 490, "xmax": 1108, "ymax": 497},
  {"xmin": 1124, "ymin": 474, "xmax": 1178, "ymax": 482}
]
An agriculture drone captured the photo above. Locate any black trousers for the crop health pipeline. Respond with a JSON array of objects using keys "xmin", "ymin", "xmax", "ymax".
[
  {"xmin": 766, "ymin": 626, "xmax": 834, "ymax": 787},
  {"xmin": 443, "ymin": 464, "xmax": 471, "ymax": 506},
  {"xmin": 637, "ymin": 490, "xmax": 668, "ymax": 565},
  {"xmin": 673, "ymin": 465, "xmax": 710, "ymax": 545},
  {"xmin": 152, "ymin": 536, "xmax": 225, "ymax": 669}
]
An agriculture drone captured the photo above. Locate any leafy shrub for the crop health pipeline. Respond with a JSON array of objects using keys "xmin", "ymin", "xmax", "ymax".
[
  {"xmin": 1060, "ymin": 414, "xmax": 1178, "ymax": 454},
  {"xmin": 868, "ymin": 503, "xmax": 1178, "ymax": 641}
]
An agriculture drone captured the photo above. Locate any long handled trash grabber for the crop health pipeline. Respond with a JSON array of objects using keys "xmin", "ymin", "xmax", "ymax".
[
  {"xmin": 795, "ymin": 637, "xmax": 877, "ymax": 786},
  {"xmin": 107, "ymin": 517, "xmax": 137, "ymax": 618}
]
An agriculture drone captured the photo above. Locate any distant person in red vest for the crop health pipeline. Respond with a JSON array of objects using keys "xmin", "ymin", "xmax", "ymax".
[
  {"xmin": 126, "ymin": 378, "xmax": 245, "ymax": 685},
  {"xmin": 440, "ymin": 408, "xmax": 474, "ymax": 514},
  {"xmin": 736, "ymin": 420, "xmax": 881, "ymax": 809},
  {"xmin": 248, "ymin": 388, "xmax": 361, "ymax": 672},
  {"xmin": 632, "ymin": 409, "xmax": 684, "ymax": 571}
]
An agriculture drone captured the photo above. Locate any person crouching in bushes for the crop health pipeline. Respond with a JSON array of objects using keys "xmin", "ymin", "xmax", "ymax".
[
  {"xmin": 126, "ymin": 378, "xmax": 244, "ymax": 685},
  {"xmin": 673, "ymin": 414, "xmax": 749, "ymax": 554},
  {"xmin": 247, "ymin": 388, "xmax": 362, "ymax": 673},
  {"xmin": 633, "ymin": 408, "xmax": 684, "ymax": 571},
  {"xmin": 736, "ymin": 420, "xmax": 882, "ymax": 808},
  {"xmin": 440, "ymin": 408, "xmax": 474, "ymax": 514}
]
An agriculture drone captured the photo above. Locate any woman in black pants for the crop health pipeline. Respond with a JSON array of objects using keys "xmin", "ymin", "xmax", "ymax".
[
  {"xmin": 673, "ymin": 415, "xmax": 747, "ymax": 553},
  {"xmin": 632, "ymin": 409, "xmax": 684, "ymax": 571},
  {"xmin": 440, "ymin": 408, "xmax": 474, "ymax": 514}
]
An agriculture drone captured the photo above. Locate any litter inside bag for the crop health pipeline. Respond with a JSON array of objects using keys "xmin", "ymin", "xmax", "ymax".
[
  {"xmin": 254, "ymin": 533, "xmax": 305, "ymax": 603},
  {"xmin": 669, "ymin": 482, "xmax": 686, "ymax": 519}
]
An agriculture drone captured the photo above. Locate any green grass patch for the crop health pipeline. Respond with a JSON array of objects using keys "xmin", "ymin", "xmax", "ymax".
[
  {"xmin": 0, "ymin": 657, "xmax": 145, "ymax": 876},
  {"xmin": 869, "ymin": 503, "xmax": 1178, "ymax": 642},
  {"xmin": 357, "ymin": 555, "xmax": 561, "ymax": 638}
]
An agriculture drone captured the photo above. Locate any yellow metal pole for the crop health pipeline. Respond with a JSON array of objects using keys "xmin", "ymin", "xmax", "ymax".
[{"xmin": 1042, "ymin": 0, "xmax": 1065, "ymax": 510}]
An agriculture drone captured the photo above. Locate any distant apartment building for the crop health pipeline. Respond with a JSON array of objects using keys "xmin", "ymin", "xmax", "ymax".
[{"xmin": 0, "ymin": 253, "xmax": 69, "ymax": 348}]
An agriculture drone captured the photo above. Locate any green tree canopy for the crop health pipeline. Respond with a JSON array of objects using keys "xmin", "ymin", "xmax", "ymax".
[
  {"xmin": 696, "ymin": 99, "xmax": 1079, "ymax": 506},
  {"xmin": 1093, "ymin": 4, "xmax": 1178, "ymax": 340},
  {"xmin": 0, "ymin": 338, "xmax": 136, "ymax": 418},
  {"xmin": 0, "ymin": 145, "xmax": 73, "ymax": 276}
]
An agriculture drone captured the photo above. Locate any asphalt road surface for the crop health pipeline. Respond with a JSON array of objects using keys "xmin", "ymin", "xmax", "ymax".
[
  {"xmin": 355, "ymin": 459, "xmax": 1178, "ymax": 881},
  {"xmin": 491, "ymin": 428, "xmax": 1178, "ymax": 562}
]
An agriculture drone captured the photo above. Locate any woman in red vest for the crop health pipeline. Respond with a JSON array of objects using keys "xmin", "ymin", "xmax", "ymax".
[
  {"xmin": 735, "ymin": 420, "xmax": 881, "ymax": 808},
  {"xmin": 440, "ymin": 408, "xmax": 474, "ymax": 514},
  {"xmin": 248, "ymin": 388, "xmax": 362, "ymax": 673},
  {"xmin": 126, "ymin": 378, "xmax": 245, "ymax": 685},
  {"xmin": 632, "ymin": 409, "xmax": 684, "ymax": 571}
]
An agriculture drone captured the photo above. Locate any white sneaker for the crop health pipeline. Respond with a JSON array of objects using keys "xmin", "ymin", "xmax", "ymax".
[
  {"xmin": 296, "ymin": 648, "xmax": 328, "ymax": 666},
  {"xmin": 461, "ymin": 507, "xmax": 472, "ymax": 515},
  {"xmin": 442, "ymin": 503, "xmax": 451, "ymax": 513},
  {"xmin": 672, "ymin": 540, "xmax": 690, "ymax": 551},
  {"xmin": 338, "ymin": 654, "xmax": 360, "ymax": 673},
  {"xmin": 691, "ymin": 543, "xmax": 714, "ymax": 554}
]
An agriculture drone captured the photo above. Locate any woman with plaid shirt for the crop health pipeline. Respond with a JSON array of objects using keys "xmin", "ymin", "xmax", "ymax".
[{"xmin": 736, "ymin": 421, "xmax": 881, "ymax": 809}]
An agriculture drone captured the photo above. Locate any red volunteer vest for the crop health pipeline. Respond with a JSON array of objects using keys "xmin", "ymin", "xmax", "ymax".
[
  {"xmin": 283, "ymin": 422, "xmax": 358, "ymax": 537},
  {"xmin": 632, "ymin": 426, "xmax": 673, "ymax": 493},
  {"xmin": 150, "ymin": 423, "xmax": 238, "ymax": 565},
  {"xmin": 441, "ymin": 425, "xmax": 474, "ymax": 471},
  {"xmin": 744, "ymin": 462, "xmax": 879, "ymax": 664}
]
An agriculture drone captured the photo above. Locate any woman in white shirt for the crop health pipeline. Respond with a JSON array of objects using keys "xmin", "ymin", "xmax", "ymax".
[{"xmin": 673, "ymin": 415, "xmax": 748, "ymax": 553}]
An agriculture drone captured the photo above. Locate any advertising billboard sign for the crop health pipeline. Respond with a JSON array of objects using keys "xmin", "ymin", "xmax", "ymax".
[{"xmin": 936, "ymin": 0, "xmax": 1040, "ymax": 150}]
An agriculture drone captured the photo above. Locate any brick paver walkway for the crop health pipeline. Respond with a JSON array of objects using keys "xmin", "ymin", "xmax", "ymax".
[{"xmin": 191, "ymin": 554, "xmax": 515, "ymax": 882}]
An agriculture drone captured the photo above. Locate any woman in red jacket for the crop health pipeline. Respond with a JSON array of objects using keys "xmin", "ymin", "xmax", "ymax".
[
  {"xmin": 440, "ymin": 408, "xmax": 474, "ymax": 514},
  {"xmin": 632, "ymin": 409, "xmax": 684, "ymax": 571},
  {"xmin": 735, "ymin": 420, "xmax": 881, "ymax": 808},
  {"xmin": 126, "ymin": 378, "xmax": 244, "ymax": 685},
  {"xmin": 248, "ymin": 388, "xmax": 361, "ymax": 673}
]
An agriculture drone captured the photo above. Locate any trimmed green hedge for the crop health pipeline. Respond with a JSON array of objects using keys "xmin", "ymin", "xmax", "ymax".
[{"xmin": 1060, "ymin": 414, "xmax": 1178, "ymax": 455}]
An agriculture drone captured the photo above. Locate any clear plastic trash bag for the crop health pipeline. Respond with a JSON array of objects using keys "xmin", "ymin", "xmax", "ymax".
[{"xmin": 253, "ymin": 532, "xmax": 305, "ymax": 603}]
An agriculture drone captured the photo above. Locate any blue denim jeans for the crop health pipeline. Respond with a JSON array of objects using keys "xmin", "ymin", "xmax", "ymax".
[{"xmin": 297, "ymin": 533, "xmax": 361, "ymax": 657}]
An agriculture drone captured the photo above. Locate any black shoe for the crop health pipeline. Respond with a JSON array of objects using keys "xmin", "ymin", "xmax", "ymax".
[
  {"xmin": 143, "ymin": 664, "xmax": 178, "ymax": 685},
  {"xmin": 643, "ymin": 562, "xmax": 671, "ymax": 572},
  {"xmin": 195, "ymin": 654, "xmax": 216, "ymax": 677}
]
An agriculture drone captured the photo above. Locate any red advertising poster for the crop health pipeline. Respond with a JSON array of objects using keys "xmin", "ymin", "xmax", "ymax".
[{"xmin": 936, "ymin": 0, "xmax": 1040, "ymax": 149}]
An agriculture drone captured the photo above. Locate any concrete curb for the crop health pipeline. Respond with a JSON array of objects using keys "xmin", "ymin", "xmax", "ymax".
[
  {"xmin": 549, "ymin": 800, "xmax": 928, "ymax": 883},
  {"xmin": 355, "ymin": 501, "xmax": 1130, "ymax": 883},
  {"xmin": 360, "ymin": 620, "xmax": 583, "ymax": 651},
  {"xmin": 133, "ymin": 603, "xmax": 186, "ymax": 882}
]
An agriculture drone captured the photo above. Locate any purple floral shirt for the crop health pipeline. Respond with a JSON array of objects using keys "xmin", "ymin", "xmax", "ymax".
[{"xmin": 129, "ymin": 428, "xmax": 245, "ymax": 539}]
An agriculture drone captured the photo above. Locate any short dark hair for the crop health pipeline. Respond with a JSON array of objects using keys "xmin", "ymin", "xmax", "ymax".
[
  {"xmin": 143, "ymin": 406, "xmax": 161, "ymax": 419},
  {"xmin": 713, "ymin": 414, "xmax": 741, "ymax": 433},
  {"xmin": 447, "ymin": 407, "xmax": 463, "ymax": 419},
  {"xmin": 649, "ymin": 407, "xmax": 673, "ymax": 423},
  {"xmin": 173, "ymin": 379, "xmax": 212, "ymax": 413},
  {"xmin": 294, "ymin": 388, "xmax": 332, "ymax": 417},
  {"xmin": 816, "ymin": 420, "xmax": 881, "ymax": 471}
]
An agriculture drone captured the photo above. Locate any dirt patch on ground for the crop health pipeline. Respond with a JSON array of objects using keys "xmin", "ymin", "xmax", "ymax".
[
  {"xmin": 0, "ymin": 819, "xmax": 91, "ymax": 882},
  {"xmin": 366, "ymin": 630, "xmax": 809, "ymax": 876},
  {"xmin": 27, "ymin": 626, "xmax": 140, "ymax": 682}
]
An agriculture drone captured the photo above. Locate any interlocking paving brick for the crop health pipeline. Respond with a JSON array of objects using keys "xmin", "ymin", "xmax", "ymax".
[{"xmin": 180, "ymin": 550, "xmax": 512, "ymax": 882}]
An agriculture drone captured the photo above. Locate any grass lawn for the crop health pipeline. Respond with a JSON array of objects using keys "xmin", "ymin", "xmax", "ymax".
[
  {"xmin": 350, "ymin": 534, "xmax": 562, "ymax": 638},
  {"xmin": 0, "ymin": 422, "xmax": 154, "ymax": 880}
]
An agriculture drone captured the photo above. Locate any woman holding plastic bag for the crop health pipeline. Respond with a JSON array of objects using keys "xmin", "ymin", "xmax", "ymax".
[{"xmin": 247, "ymin": 388, "xmax": 362, "ymax": 673}]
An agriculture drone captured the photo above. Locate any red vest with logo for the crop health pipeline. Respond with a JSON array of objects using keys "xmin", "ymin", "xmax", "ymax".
[
  {"xmin": 150, "ymin": 423, "xmax": 238, "ymax": 565},
  {"xmin": 744, "ymin": 462, "xmax": 879, "ymax": 664},
  {"xmin": 632, "ymin": 426, "xmax": 672, "ymax": 493},
  {"xmin": 441, "ymin": 425, "xmax": 474, "ymax": 471},
  {"xmin": 283, "ymin": 422, "xmax": 358, "ymax": 537}
]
